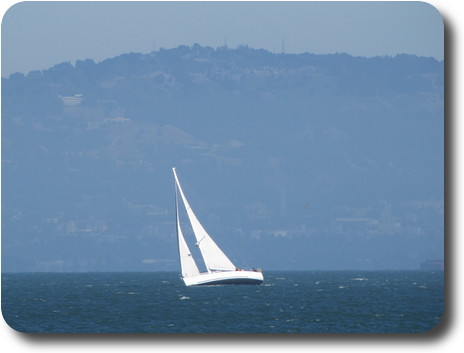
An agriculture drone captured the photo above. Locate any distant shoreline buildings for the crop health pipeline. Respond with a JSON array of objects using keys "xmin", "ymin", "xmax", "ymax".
[{"xmin": 420, "ymin": 260, "xmax": 444, "ymax": 271}]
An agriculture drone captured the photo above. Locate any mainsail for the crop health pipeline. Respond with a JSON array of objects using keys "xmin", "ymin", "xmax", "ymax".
[
  {"xmin": 173, "ymin": 168, "xmax": 236, "ymax": 272},
  {"xmin": 175, "ymin": 185, "xmax": 200, "ymax": 278}
]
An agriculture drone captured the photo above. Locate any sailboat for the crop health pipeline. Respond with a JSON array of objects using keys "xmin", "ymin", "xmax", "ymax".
[{"xmin": 172, "ymin": 168, "xmax": 264, "ymax": 286}]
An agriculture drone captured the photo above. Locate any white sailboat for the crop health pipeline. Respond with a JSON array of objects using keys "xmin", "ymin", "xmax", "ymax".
[{"xmin": 172, "ymin": 168, "xmax": 264, "ymax": 286}]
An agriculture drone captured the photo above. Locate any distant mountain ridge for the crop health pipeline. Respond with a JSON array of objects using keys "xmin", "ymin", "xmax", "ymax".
[{"xmin": 2, "ymin": 45, "xmax": 444, "ymax": 272}]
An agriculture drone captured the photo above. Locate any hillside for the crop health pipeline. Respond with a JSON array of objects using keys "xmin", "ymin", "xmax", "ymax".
[{"xmin": 2, "ymin": 45, "xmax": 444, "ymax": 271}]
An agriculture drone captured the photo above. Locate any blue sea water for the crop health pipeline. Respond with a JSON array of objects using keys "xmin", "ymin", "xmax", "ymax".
[{"xmin": 1, "ymin": 271, "xmax": 443, "ymax": 333}]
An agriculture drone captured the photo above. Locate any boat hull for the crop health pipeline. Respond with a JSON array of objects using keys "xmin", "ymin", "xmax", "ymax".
[{"xmin": 182, "ymin": 270, "xmax": 263, "ymax": 286}]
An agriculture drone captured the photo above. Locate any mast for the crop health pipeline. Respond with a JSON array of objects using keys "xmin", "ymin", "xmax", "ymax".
[
  {"xmin": 174, "ymin": 168, "xmax": 200, "ymax": 277},
  {"xmin": 174, "ymin": 176, "xmax": 182, "ymax": 270}
]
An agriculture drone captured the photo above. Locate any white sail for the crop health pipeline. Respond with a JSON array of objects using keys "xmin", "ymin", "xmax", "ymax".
[
  {"xmin": 176, "ymin": 184, "xmax": 200, "ymax": 277},
  {"xmin": 172, "ymin": 168, "xmax": 236, "ymax": 272}
]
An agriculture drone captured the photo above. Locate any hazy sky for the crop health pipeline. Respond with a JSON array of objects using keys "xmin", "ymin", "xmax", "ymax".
[{"xmin": 1, "ymin": 1, "xmax": 443, "ymax": 76}]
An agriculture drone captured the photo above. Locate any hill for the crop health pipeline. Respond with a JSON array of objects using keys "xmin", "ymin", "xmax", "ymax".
[{"xmin": 2, "ymin": 45, "xmax": 444, "ymax": 271}]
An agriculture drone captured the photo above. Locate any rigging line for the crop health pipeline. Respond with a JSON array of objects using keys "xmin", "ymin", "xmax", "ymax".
[{"xmin": 195, "ymin": 235, "xmax": 206, "ymax": 247}]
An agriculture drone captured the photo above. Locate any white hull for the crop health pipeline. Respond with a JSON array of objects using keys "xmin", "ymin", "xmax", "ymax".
[{"xmin": 182, "ymin": 270, "xmax": 263, "ymax": 286}]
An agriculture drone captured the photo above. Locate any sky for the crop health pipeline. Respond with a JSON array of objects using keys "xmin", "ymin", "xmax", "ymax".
[{"xmin": 1, "ymin": 0, "xmax": 444, "ymax": 77}]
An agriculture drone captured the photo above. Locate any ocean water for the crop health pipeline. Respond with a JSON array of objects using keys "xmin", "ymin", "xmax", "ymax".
[{"xmin": 1, "ymin": 271, "xmax": 443, "ymax": 333}]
